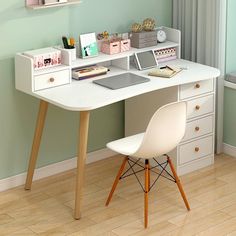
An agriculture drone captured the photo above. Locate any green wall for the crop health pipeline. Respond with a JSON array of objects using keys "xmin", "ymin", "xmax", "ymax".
[
  {"xmin": 224, "ymin": 0, "xmax": 236, "ymax": 146},
  {"xmin": 0, "ymin": 0, "xmax": 172, "ymax": 179}
]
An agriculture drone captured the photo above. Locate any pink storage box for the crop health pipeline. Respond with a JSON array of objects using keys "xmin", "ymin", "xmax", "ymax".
[
  {"xmin": 23, "ymin": 47, "xmax": 61, "ymax": 70},
  {"xmin": 120, "ymin": 39, "xmax": 130, "ymax": 52},
  {"xmin": 101, "ymin": 41, "xmax": 120, "ymax": 55}
]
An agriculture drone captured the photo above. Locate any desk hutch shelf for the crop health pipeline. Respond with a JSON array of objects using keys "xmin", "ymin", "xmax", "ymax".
[{"xmin": 25, "ymin": 0, "xmax": 81, "ymax": 10}]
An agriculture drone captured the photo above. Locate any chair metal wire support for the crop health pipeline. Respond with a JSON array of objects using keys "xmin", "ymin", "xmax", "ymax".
[
  {"xmin": 118, "ymin": 156, "xmax": 177, "ymax": 193},
  {"xmin": 153, "ymin": 158, "xmax": 176, "ymax": 182}
]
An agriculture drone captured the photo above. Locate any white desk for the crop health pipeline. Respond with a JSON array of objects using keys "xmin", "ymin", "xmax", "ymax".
[
  {"xmin": 18, "ymin": 59, "xmax": 219, "ymax": 219},
  {"xmin": 15, "ymin": 27, "xmax": 220, "ymax": 219}
]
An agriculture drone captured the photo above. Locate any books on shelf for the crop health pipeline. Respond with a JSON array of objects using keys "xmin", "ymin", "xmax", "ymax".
[
  {"xmin": 72, "ymin": 65, "xmax": 109, "ymax": 80},
  {"xmin": 148, "ymin": 65, "xmax": 182, "ymax": 78}
]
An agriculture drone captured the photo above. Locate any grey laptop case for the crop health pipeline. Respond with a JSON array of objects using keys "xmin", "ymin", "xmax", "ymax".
[{"xmin": 93, "ymin": 73, "xmax": 150, "ymax": 90}]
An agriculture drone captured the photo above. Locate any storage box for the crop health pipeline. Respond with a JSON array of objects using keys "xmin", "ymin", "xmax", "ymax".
[
  {"xmin": 154, "ymin": 47, "xmax": 177, "ymax": 63},
  {"xmin": 101, "ymin": 41, "xmax": 120, "ymax": 55},
  {"xmin": 24, "ymin": 47, "xmax": 61, "ymax": 70},
  {"xmin": 120, "ymin": 39, "xmax": 130, "ymax": 52},
  {"xmin": 130, "ymin": 31, "xmax": 157, "ymax": 49}
]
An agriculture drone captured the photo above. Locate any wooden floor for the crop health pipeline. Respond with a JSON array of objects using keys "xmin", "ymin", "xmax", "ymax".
[{"xmin": 1, "ymin": 154, "xmax": 236, "ymax": 236}]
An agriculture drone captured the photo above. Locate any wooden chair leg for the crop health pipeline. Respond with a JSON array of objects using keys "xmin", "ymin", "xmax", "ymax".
[
  {"xmin": 167, "ymin": 156, "xmax": 190, "ymax": 211},
  {"xmin": 144, "ymin": 159, "xmax": 149, "ymax": 228},
  {"xmin": 105, "ymin": 156, "xmax": 128, "ymax": 206},
  {"xmin": 148, "ymin": 161, "xmax": 150, "ymax": 189}
]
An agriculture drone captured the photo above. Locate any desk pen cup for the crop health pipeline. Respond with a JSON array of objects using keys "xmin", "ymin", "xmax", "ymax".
[
  {"xmin": 68, "ymin": 48, "xmax": 76, "ymax": 61},
  {"xmin": 60, "ymin": 47, "xmax": 76, "ymax": 65}
]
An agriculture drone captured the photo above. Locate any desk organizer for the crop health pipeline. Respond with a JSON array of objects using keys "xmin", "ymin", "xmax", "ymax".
[
  {"xmin": 130, "ymin": 31, "xmax": 157, "ymax": 49},
  {"xmin": 154, "ymin": 47, "xmax": 177, "ymax": 63},
  {"xmin": 101, "ymin": 39, "xmax": 130, "ymax": 54},
  {"xmin": 23, "ymin": 47, "xmax": 62, "ymax": 70},
  {"xmin": 101, "ymin": 41, "xmax": 120, "ymax": 55},
  {"xmin": 120, "ymin": 39, "xmax": 131, "ymax": 52}
]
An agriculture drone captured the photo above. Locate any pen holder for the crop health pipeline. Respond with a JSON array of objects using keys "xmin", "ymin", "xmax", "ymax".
[{"xmin": 68, "ymin": 48, "xmax": 76, "ymax": 61}]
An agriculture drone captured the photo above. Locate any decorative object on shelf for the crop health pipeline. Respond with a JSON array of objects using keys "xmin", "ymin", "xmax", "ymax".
[
  {"xmin": 97, "ymin": 31, "xmax": 109, "ymax": 40},
  {"xmin": 23, "ymin": 47, "xmax": 61, "ymax": 70},
  {"xmin": 142, "ymin": 18, "xmax": 156, "ymax": 31},
  {"xmin": 157, "ymin": 28, "xmax": 167, "ymax": 43},
  {"xmin": 80, "ymin": 33, "xmax": 98, "ymax": 58},
  {"xmin": 154, "ymin": 47, "xmax": 177, "ymax": 63},
  {"xmin": 131, "ymin": 23, "xmax": 143, "ymax": 33}
]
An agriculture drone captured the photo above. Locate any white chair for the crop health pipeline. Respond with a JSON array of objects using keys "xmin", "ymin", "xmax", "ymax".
[{"xmin": 105, "ymin": 101, "xmax": 190, "ymax": 228}]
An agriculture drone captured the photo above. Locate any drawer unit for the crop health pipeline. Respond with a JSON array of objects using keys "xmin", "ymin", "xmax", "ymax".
[
  {"xmin": 182, "ymin": 115, "xmax": 213, "ymax": 142},
  {"xmin": 34, "ymin": 69, "xmax": 70, "ymax": 91},
  {"xmin": 179, "ymin": 136, "xmax": 213, "ymax": 165},
  {"xmin": 186, "ymin": 94, "xmax": 214, "ymax": 119},
  {"xmin": 180, "ymin": 79, "xmax": 213, "ymax": 100}
]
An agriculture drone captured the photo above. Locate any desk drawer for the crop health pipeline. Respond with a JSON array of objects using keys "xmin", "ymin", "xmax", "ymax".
[
  {"xmin": 180, "ymin": 79, "xmax": 213, "ymax": 100},
  {"xmin": 187, "ymin": 94, "xmax": 214, "ymax": 119},
  {"xmin": 34, "ymin": 69, "xmax": 70, "ymax": 91},
  {"xmin": 179, "ymin": 136, "xmax": 213, "ymax": 165},
  {"xmin": 182, "ymin": 115, "xmax": 213, "ymax": 142}
]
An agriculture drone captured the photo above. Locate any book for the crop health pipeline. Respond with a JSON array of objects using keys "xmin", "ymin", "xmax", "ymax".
[
  {"xmin": 72, "ymin": 66, "xmax": 109, "ymax": 80},
  {"xmin": 148, "ymin": 65, "xmax": 182, "ymax": 78}
]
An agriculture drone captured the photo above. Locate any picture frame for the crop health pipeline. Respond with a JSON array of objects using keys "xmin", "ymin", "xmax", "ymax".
[{"xmin": 80, "ymin": 33, "xmax": 99, "ymax": 58}]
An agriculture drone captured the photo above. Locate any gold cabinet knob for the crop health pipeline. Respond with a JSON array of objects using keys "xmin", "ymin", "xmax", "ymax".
[
  {"xmin": 195, "ymin": 105, "xmax": 200, "ymax": 110},
  {"xmin": 195, "ymin": 83, "xmax": 201, "ymax": 89},
  {"xmin": 49, "ymin": 77, "xmax": 55, "ymax": 83},
  {"xmin": 195, "ymin": 126, "xmax": 200, "ymax": 131},
  {"xmin": 195, "ymin": 147, "xmax": 200, "ymax": 152}
]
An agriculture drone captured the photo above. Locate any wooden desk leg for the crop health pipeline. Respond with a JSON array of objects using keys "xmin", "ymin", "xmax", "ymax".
[
  {"xmin": 74, "ymin": 111, "xmax": 90, "ymax": 219},
  {"xmin": 25, "ymin": 100, "xmax": 48, "ymax": 190}
]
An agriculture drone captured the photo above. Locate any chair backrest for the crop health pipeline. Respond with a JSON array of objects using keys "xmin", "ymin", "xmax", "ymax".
[{"xmin": 133, "ymin": 101, "xmax": 187, "ymax": 159}]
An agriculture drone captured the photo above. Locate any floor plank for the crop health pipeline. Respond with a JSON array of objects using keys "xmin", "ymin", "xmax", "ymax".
[{"xmin": 0, "ymin": 154, "xmax": 235, "ymax": 235}]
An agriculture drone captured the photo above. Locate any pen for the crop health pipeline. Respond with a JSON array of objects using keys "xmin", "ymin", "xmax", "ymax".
[
  {"xmin": 62, "ymin": 36, "xmax": 70, "ymax": 49},
  {"xmin": 166, "ymin": 65, "xmax": 175, "ymax": 71},
  {"xmin": 69, "ymin": 38, "xmax": 75, "ymax": 47}
]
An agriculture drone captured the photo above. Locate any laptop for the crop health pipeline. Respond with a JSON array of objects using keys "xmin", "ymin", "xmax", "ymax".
[{"xmin": 93, "ymin": 73, "xmax": 150, "ymax": 90}]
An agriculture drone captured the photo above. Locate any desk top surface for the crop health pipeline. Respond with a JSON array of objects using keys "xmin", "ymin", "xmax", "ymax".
[{"xmin": 34, "ymin": 59, "xmax": 220, "ymax": 111}]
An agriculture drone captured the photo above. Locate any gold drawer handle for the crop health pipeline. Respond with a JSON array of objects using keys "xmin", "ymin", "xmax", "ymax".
[
  {"xmin": 195, "ymin": 126, "xmax": 200, "ymax": 131},
  {"xmin": 195, "ymin": 83, "xmax": 201, "ymax": 89},
  {"xmin": 195, "ymin": 105, "xmax": 200, "ymax": 110},
  {"xmin": 195, "ymin": 147, "xmax": 200, "ymax": 152},
  {"xmin": 49, "ymin": 77, "xmax": 55, "ymax": 83}
]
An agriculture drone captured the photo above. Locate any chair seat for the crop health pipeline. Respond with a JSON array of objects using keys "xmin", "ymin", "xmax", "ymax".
[{"xmin": 107, "ymin": 133, "xmax": 144, "ymax": 157}]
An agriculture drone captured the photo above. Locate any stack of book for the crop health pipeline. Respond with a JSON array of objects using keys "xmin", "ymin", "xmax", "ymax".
[{"xmin": 72, "ymin": 65, "xmax": 109, "ymax": 80}]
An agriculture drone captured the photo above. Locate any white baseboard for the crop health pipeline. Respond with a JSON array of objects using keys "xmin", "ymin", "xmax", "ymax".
[
  {"xmin": 223, "ymin": 143, "xmax": 236, "ymax": 157},
  {"xmin": 0, "ymin": 148, "xmax": 116, "ymax": 192}
]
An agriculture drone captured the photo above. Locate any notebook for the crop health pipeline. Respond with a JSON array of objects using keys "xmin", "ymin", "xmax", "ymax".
[
  {"xmin": 148, "ymin": 65, "xmax": 182, "ymax": 78},
  {"xmin": 93, "ymin": 73, "xmax": 150, "ymax": 90}
]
